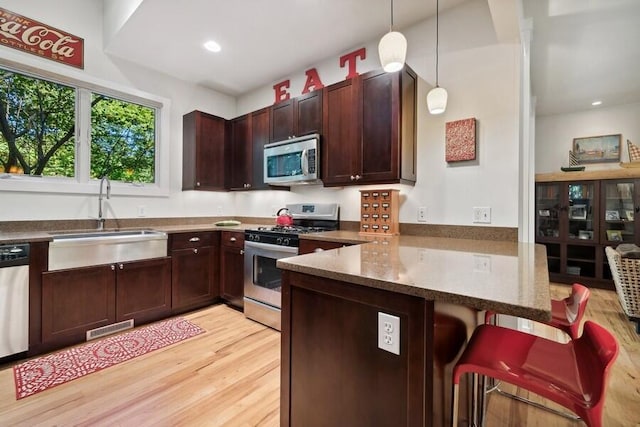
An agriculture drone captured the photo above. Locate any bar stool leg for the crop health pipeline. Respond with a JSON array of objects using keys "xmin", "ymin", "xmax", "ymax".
[{"xmin": 452, "ymin": 382, "xmax": 460, "ymax": 427}]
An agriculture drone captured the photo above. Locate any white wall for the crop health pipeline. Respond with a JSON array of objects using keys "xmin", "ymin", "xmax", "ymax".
[
  {"xmin": 237, "ymin": 0, "xmax": 522, "ymax": 226},
  {"xmin": 0, "ymin": 0, "xmax": 237, "ymax": 222},
  {"xmin": 536, "ymin": 101, "xmax": 640, "ymax": 173}
]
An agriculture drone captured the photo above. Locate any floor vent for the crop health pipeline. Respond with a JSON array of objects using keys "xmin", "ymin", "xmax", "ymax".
[{"xmin": 86, "ymin": 319, "xmax": 134, "ymax": 341}]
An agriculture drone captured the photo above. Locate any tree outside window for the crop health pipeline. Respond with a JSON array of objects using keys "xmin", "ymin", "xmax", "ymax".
[{"xmin": 0, "ymin": 67, "xmax": 156, "ymax": 184}]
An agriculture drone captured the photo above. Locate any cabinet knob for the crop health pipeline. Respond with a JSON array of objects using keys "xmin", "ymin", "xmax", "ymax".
[
  {"xmin": 119, "ymin": 263, "xmax": 124, "ymax": 270},
  {"xmin": 111, "ymin": 264, "xmax": 115, "ymax": 271},
  {"xmin": 230, "ymin": 237, "xmax": 237, "ymax": 242},
  {"xmin": 355, "ymin": 174, "xmax": 361, "ymax": 180},
  {"xmin": 350, "ymin": 175, "xmax": 356, "ymax": 181},
  {"xmin": 196, "ymin": 182, "xmax": 201, "ymax": 187},
  {"xmin": 240, "ymin": 249, "xmax": 244, "ymax": 255},
  {"xmin": 193, "ymin": 248, "xmax": 198, "ymax": 254},
  {"xmin": 189, "ymin": 237, "xmax": 200, "ymax": 242},
  {"xmin": 314, "ymin": 248, "xmax": 325, "ymax": 253}
]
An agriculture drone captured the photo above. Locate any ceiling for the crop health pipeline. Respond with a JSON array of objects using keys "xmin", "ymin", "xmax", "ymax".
[
  {"xmin": 523, "ymin": 0, "xmax": 640, "ymax": 116},
  {"xmin": 104, "ymin": 0, "xmax": 640, "ymax": 116},
  {"xmin": 103, "ymin": 0, "xmax": 468, "ymax": 95}
]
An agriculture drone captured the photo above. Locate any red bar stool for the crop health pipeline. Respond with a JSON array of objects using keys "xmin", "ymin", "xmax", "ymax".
[
  {"xmin": 485, "ymin": 283, "xmax": 591, "ymax": 339},
  {"xmin": 451, "ymin": 321, "xmax": 619, "ymax": 427}
]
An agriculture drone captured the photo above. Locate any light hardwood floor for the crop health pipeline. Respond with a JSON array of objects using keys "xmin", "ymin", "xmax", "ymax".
[{"xmin": 0, "ymin": 284, "xmax": 638, "ymax": 426}]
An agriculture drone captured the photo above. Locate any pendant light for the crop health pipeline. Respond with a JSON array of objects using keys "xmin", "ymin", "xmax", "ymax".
[
  {"xmin": 378, "ymin": 0, "xmax": 407, "ymax": 73},
  {"xmin": 427, "ymin": 0, "xmax": 448, "ymax": 114}
]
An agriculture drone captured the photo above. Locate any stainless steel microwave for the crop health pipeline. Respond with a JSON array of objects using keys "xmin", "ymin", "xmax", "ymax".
[{"xmin": 263, "ymin": 134, "xmax": 321, "ymax": 185}]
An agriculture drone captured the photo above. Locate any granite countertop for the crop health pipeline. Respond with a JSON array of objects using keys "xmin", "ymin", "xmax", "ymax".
[
  {"xmin": 0, "ymin": 222, "xmax": 269, "ymax": 244},
  {"xmin": 279, "ymin": 234, "xmax": 552, "ymax": 323}
]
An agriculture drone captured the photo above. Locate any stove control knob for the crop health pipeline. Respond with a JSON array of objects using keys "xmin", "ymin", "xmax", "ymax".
[
  {"xmin": 255, "ymin": 235, "xmax": 260, "ymax": 242},
  {"xmin": 283, "ymin": 238, "xmax": 290, "ymax": 246},
  {"xmin": 276, "ymin": 237, "xmax": 283, "ymax": 245}
]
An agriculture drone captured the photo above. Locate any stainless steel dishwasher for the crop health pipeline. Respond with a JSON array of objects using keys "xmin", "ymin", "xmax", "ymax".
[{"xmin": 0, "ymin": 243, "xmax": 29, "ymax": 359}]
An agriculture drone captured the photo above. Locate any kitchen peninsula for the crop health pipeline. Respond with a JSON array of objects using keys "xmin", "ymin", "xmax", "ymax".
[{"xmin": 278, "ymin": 235, "xmax": 551, "ymax": 427}]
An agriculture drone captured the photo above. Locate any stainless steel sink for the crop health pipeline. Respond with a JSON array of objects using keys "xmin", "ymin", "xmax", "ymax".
[{"xmin": 48, "ymin": 229, "xmax": 168, "ymax": 271}]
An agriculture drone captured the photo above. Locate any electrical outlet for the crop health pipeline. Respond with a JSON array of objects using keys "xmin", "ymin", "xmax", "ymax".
[
  {"xmin": 418, "ymin": 249, "xmax": 428, "ymax": 263},
  {"xmin": 473, "ymin": 255, "xmax": 491, "ymax": 272},
  {"xmin": 417, "ymin": 206, "xmax": 427, "ymax": 222},
  {"xmin": 216, "ymin": 205, "xmax": 223, "ymax": 215},
  {"xmin": 378, "ymin": 312, "xmax": 400, "ymax": 355},
  {"xmin": 472, "ymin": 207, "xmax": 491, "ymax": 223},
  {"xmin": 137, "ymin": 205, "xmax": 146, "ymax": 217}
]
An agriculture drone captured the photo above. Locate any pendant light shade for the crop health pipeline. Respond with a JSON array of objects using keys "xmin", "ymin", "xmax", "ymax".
[
  {"xmin": 427, "ymin": 0, "xmax": 447, "ymax": 114},
  {"xmin": 427, "ymin": 86, "xmax": 448, "ymax": 114},
  {"xmin": 379, "ymin": 0, "xmax": 406, "ymax": 73},
  {"xmin": 379, "ymin": 31, "xmax": 407, "ymax": 73}
]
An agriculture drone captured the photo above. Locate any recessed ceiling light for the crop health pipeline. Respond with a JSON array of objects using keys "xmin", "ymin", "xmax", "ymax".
[
  {"xmin": 203, "ymin": 40, "xmax": 221, "ymax": 53},
  {"xmin": 591, "ymin": 100, "xmax": 602, "ymax": 106}
]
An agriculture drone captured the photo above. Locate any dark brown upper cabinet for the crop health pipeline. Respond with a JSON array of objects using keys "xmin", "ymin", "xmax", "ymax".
[
  {"xmin": 322, "ymin": 66, "xmax": 417, "ymax": 187},
  {"xmin": 270, "ymin": 90, "xmax": 323, "ymax": 142},
  {"xmin": 227, "ymin": 108, "xmax": 272, "ymax": 191},
  {"xmin": 322, "ymin": 66, "xmax": 417, "ymax": 186},
  {"xmin": 227, "ymin": 114, "xmax": 251, "ymax": 190},
  {"xmin": 182, "ymin": 111, "xmax": 227, "ymax": 191}
]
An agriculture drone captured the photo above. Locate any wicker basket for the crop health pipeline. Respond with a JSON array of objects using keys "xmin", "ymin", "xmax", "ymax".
[{"xmin": 605, "ymin": 246, "xmax": 640, "ymax": 333}]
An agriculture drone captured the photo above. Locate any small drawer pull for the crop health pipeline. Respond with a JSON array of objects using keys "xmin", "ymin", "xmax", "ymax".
[
  {"xmin": 240, "ymin": 249, "xmax": 244, "ymax": 255},
  {"xmin": 119, "ymin": 263, "xmax": 124, "ymax": 270},
  {"xmin": 189, "ymin": 237, "xmax": 200, "ymax": 242},
  {"xmin": 230, "ymin": 237, "xmax": 237, "ymax": 242},
  {"xmin": 314, "ymin": 248, "xmax": 325, "ymax": 253},
  {"xmin": 193, "ymin": 248, "xmax": 198, "ymax": 254}
]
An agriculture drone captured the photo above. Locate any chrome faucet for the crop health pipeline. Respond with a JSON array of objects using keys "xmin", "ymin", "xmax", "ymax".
[{"xmin": 98, "ymin": 176, "xmax": 111, "ymax": 230}]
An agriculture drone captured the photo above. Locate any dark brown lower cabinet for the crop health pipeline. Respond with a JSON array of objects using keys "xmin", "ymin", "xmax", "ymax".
[
  {"xmin": 42, "ymin": 264, "xmax": 116, "ymax": 348},
  {"xmin": 220, "ymin": 231, "xmax": 245, "ymax": 308},
  {"xmin": 115, "ymin": 257, "xmax": 172, "ymax": 324},
  {"xmin": 41, "ymin": 257, "xmax": 171, "ymax": 350},
  {"xmin": 170, "ymin": 231, "xmax": 220, "ymax": 313},
  {"xmin": 281, "ymin": 271, "xmax": 433, "ymax": 427}
]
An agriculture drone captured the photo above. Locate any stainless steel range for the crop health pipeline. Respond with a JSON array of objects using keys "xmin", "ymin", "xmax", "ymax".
[{"xmin": 244, "ymin": 203, "xmax": 339, "ymax": 330}]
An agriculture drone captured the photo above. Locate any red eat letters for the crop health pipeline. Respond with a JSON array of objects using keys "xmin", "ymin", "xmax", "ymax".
[
  {"xmin": 301, "ymin": 68, "xmax": 324, "ymax": 94},
  {"xmin": 273, "ymin": 80, "xmax": 291, "ymax": 103},
  {"xmin": 339, "ymin": 48, "xmax": 366, "ymax": 80},
  {"xmin": 272, "ymin": 47, "xmax": 366, "ymax": 102}
]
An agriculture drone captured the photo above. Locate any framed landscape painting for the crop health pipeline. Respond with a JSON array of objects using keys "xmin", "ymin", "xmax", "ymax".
[{"xmin": 572, "ymin": 134, "xmax": 621, "ymax": 163}]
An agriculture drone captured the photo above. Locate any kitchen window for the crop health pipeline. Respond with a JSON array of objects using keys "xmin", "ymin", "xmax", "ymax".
[{"xmin": 0, "ymin": 61, "xmax": 169, "ymax": 196}]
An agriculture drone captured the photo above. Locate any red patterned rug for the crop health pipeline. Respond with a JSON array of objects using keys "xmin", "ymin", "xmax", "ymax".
[{"xmin": 13, "ymin": 317, "xmax": 204, "ymax": 399}]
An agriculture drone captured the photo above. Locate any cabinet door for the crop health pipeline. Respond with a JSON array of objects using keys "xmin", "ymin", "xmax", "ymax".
[
  {"xmin": 601, "ymin": 179, "xmax": 637, "ymax": 244},
  {"xmin": 182, "ymin": 111, "xmax": 226, "ymax": 191},
  {"xmin": 228, "ymin": 114, "xmax": 252, "ymax": 190},
  {"xmin": 322, "ymin": 78, "xmax": 361, "ymax": 186},
  {"xmin": 270, "ymin": 99, "xmax": 295, "ymax": 142},
  {"xmin": 42, "ymin": 265, "xmax": 116, "ymax": 346},
  {"xmin": 220, "ymin": 232, "xmax": 245, "ymax": 309},
  {"xmin": 360, "ymin": 70, "xmax": 398, "ymax": 183},
  {"xmin": 172, "ymin": 245, "xmax": 219, "ymax": 312},
  {"xmin": 295, "ymin": 90, "xmax": 323, "ymax": 136},
  {"xmin": 251, "ymin": 107, "xmax": 270, "ymax": 190},
  {"xmin": 116, "ymin": 257, "xmax": 172, "ymax": 324},
  {"xmin": 566, "ymin": 181, "xmax": 598, "ymax": 243},
  {"xmin": 536, "ymin": 182, "xmax": 563, "ymax": 241}
]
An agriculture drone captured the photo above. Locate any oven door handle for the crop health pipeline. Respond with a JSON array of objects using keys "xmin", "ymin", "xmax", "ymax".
[{"xmin": 244, "ymin": 240, "xmax": 299, "ymax": 255}]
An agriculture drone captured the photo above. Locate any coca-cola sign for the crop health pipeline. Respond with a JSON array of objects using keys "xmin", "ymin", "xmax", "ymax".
[{"xmin": 0, "ymin": 7, "xmax": 84, "ymax": 69}]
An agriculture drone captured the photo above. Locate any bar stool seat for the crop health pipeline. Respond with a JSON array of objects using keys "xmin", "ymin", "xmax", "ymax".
[
  {"xmin": 485, "ymin": 283, "xmax": 591, "ymax": 339},
  {"xmin": 452, "ymin": 321, "xmax": 619, "ymax": 427}
]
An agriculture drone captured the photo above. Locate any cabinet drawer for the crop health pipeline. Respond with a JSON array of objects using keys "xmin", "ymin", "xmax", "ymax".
[
  {"xmin": 170, "ymin": 231, "xmax": 214, "ymax": 249},
  {"xmin": 221, "ymin": 231, "xmax": 245, "ymax": 248}
]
